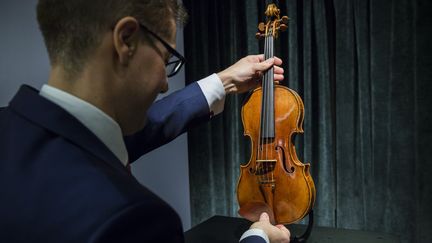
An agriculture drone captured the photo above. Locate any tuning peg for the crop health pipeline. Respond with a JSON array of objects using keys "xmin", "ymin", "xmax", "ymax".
[
  {"xmin": 255, "ymin": 32, "xmax": 265, "ymax": 39},
  {"xmin": 281, "ymin": 16, "xmax": 289, "ymax": 24},
  {"xmin": 257, "ymin": 22, "xmax": 265, "ymax": 32},
  {"xmin": 279, "ymin": 24, "xmax": 287, "ymax": 32}
]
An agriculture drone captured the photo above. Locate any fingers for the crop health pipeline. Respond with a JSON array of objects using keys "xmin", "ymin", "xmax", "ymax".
[
  {"xmin": 253, "ymin": 58, "xmax": 275, "ymax": 72},
  {"xmin": 253, "ymin": 70, "xmax": 284, "ymax": 83},
  {"xmin": 274, "ymin": 65, "xmax": 284, "ymax": 75},
  {"xmin": 254, "ymin": 54, "xmax": 282, "ymax": 65},
  {"xmin": 250, "ymin": 213, "xmax": 291, "ymax": 243},
  {"xmin": 273, "ymin": 56, "xmax": 282, "ymax": 66},
  {"xmin": 274, "ymin": 74, "xmax": 284, "ymax": 81},
  {"xmin": 252, "ymin": 56, "xmax": 284, "ymax": 75},
  {"xmin": 256, "ymin": 54, "xmax": 265, "ymax": 62},
  {"xmin": 276, "ymin": 224, "xmax": 291, "ymax": 238}
]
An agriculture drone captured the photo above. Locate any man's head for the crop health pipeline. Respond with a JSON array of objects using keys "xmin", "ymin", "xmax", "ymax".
[
  {"xmin": 37, "ymin": 0, "xmax": 187, "ymax": 78},
  {"xmin": 36, "ymin": 0, "xmax": 188, "ymax": 135}
]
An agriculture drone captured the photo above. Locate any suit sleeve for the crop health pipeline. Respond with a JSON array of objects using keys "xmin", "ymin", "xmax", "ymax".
[
  {"xmin": 123, "ymin": 82, "xmax": 211, "ymax": 162},
  {"xmin": 239, "ymin": 228, "xmax": 269, "ymax": 243},
  {"xmin": 240, "ymin": 235, "xmax": 268, "ymax": 243}
]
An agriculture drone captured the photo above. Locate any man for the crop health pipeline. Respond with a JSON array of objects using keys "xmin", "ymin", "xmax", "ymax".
[{"xmin": 0, "ymin": 0, "xmax": 290, "ymax": 242}]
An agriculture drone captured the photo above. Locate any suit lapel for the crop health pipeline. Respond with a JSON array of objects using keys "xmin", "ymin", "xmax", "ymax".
[{"xmin": 8, "ymin": 85, "xmax": 128, "ymax": 174}]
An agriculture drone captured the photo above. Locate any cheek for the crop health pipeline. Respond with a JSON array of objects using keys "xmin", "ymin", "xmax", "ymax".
[
  {"xmin": 132, "ymin": 64, "xmax": 166, "ymax": 105},
  {"xmin": 146, "ymin": 66, "xmax": 167, "ymax": 95},
  {"xmin": 128, "ymin": 50, "xmax": 167, "ymax": 102},
  {"xmin": 140, "ymin": 59, "xmax": 166, "ymax": 86}
]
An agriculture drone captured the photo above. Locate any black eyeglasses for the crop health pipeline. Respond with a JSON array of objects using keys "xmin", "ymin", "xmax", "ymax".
[{"xmin": 138, "ymin": 23, "xmax": 186, "ymax": 78}]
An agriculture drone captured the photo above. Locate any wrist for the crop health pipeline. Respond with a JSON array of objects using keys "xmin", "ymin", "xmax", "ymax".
[
  {"xmin": 197, "ymin": 74, "xmax": 226, "ymax": 116},
  {"xmin": 216, "ymin": 70, "xmax": 234, "ymax": 94}
]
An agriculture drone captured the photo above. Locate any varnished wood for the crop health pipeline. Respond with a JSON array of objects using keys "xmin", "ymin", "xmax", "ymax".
[
  {"xmin": 236, "ymin": 3, "xmax": 315, "ymax": 225},
  {"xmin": 237, "ymin": 85, "xmax": 316, "ymax": 224}
]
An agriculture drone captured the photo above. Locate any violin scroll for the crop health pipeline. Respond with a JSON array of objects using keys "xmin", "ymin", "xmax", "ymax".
[{"xmin": 255, "ymin": 4, "xmax": 290, "ymax": 40}]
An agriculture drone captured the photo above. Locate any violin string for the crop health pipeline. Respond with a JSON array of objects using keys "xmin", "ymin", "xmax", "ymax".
[
  {"xmin": 263, "ymin": 31, "xmax": 270, "ymax": 183},
  {"xmin": 261, "ymin": 34, "xmax": 269, "ymax": 181},
  {"xmin": 263, "ymin": 31, "xmax": 271, "ymax": 183},
  {"xmin": 265, "ymin": 31, "xmax": 271, "ymax": 184},
  {"xmin": 263, "ymin": 33, "xmax": 268, "ymax": 184},
  {"xmin": 257, "ymin": 31, "xmax": 268, "ymax": 183},
  {"xmin": 270, "ymin": 34, "xmax": 274, "ymax": 184}
]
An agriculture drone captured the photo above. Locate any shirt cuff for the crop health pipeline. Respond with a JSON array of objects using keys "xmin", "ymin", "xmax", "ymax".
[
  {"xmin": 239, "ymin": 228, "xmax": 269, "ymax": 243},
  {"xmin": 197, "ymin": 73, "xmax": 226, "ymax": 117}
]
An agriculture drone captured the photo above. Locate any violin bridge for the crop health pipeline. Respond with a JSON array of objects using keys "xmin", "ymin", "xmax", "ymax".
[{"xmin": 254, "ymin": 160, "xmax": 277, "ymax": 186}]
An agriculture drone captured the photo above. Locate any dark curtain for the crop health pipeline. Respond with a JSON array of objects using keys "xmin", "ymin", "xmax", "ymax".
[{"xmin": 183, "ymin": 0, "xmax": 432, "ymax": 242}]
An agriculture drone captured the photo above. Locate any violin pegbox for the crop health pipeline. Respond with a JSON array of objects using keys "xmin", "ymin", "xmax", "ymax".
[{"xmin": 255, "ymin": 3, "xmax": 289, "ymax": 40}]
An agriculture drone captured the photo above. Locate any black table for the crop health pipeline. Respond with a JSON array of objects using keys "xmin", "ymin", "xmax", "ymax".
[{"xmin": 185, "ymin": 216, "xmax": 400, "ymax": 243}]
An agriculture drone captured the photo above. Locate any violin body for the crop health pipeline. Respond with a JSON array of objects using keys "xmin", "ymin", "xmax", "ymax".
[{"xmin": 237, "ymin": 85, "xmax": 316, "ymax": 224}]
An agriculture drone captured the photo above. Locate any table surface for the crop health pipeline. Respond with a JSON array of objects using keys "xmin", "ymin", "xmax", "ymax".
[{"xmin": 185, "ymin": 215, "xmax": 400, "ymax": 243}]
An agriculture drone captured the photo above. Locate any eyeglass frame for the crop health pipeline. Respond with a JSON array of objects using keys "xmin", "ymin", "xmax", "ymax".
[{"xmin": 138, "ymin": 23, "xmax": 186, "ymax": 77}]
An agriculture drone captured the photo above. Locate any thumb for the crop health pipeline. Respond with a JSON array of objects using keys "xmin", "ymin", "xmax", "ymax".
[{"xmin": 259, "ymin": 212, "xmax": 270, "ymax": 222}]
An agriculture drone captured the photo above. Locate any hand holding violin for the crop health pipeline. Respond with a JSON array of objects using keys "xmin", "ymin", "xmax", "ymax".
[
  {"xmin": 217, "ymin": 54, "xmax": 284, "ymax": 94},
  {"xmin": 250, "ymin": 212, "xmax": 291, "ymax": 243}
]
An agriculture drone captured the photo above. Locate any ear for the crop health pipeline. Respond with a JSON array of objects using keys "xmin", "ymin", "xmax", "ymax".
[{"xmin": 112, "ymin": 17, "xmax": 140, "ymax": 65}]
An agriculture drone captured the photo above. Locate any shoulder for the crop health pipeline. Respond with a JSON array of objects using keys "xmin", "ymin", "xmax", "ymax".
[{"xmin": 90, "ymin": 201, "xmax": 184, "ymax": 243}]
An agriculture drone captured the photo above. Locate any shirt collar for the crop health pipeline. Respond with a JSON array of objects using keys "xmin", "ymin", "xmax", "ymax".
[{"xmin": 39, "ymin": 84, "xmax": 128, "ymax": 166}]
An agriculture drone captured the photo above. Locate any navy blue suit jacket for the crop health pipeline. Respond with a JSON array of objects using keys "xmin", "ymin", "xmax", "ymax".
[{"xmin": 0, "ymin": 84, "xmax": 263, "ymax": 243}]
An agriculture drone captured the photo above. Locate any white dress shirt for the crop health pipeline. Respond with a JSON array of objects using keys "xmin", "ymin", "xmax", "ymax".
[
  {"xmin": 39, "ymin": 84, "xmax": 129, "ymax": 166},
  {"xmin": 197, "ymin": 73, "xmax": 226, "ymax": 116},
  {"xmin": 39, "ymin": 74, "xmax": 226, "ymax": 166}
]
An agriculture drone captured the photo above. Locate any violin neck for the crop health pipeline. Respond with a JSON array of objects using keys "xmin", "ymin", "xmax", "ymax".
[{"xmin": 260, "ymin": 34, "xmax": 275, "ymax": 139}]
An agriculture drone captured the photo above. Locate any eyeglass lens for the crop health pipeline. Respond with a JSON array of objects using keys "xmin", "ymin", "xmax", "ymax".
[{"xmin": 166, "ymin": 58, "xmax": 182, "ymax": 77}]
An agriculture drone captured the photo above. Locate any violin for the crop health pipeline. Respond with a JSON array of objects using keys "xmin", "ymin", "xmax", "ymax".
[{"xmin": 236, "ymin": 3, "xmax": 316, "ymax": 225}]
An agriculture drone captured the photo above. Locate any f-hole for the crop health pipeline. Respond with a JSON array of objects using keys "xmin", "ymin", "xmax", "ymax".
[{"xmin": 276, "ymin": 145, "xmax": 294, "ymax": 173}]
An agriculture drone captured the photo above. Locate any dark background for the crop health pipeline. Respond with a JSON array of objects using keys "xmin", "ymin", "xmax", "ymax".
[
  {"xmin": 183, "ymin": 0, "xmax": 432, "ymax": 242},
  {"xmin": 0, "ymin": 0, "xmax": 430, "ymax": 241}
]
